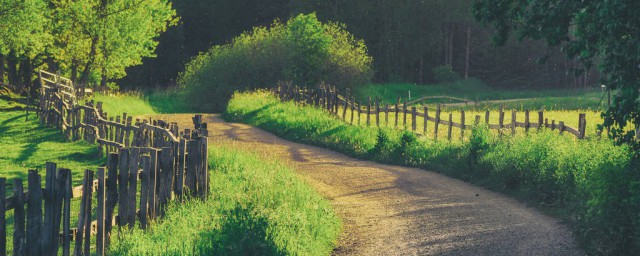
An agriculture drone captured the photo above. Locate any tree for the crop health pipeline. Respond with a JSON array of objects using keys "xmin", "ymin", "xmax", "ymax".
[
  {"xmin": 474, "ymin": 0, "xmax": 640, "ymax": 147},
  {"xmin": 0, "ymin": 0, "xmax": 50, "ymax": 88},
  {"xmin": 50, "ymin": 0, "xmax": 177, "ymax": 87}
]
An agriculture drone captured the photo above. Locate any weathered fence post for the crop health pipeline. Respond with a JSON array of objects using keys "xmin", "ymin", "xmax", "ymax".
[
  {"xmin": 118, "ymin": 149, "xmax": 129, "ymax": 228},
  {"xmin": 96, "ymin": 167, "xmax": 106, "ymax": 256},
  {"xmin": 366, "ymin": 97, "xmax": 371, "ymax": 126},
  {"xmin": 447, "ymin": 113, "xmax": 453, "ymax": 141},
  {"xmin": 485, "ymin": 110, "xmax": 490, "ymax": 124},
  {"xmin": 14, "ymin": 179, "xmax": 25, "ymax": 256},
  {"xmin": 499, "ymin": 108, "xmax": 505, "ymax": 136},
  {"xmin": 423, "ymin": 107, "xmax": 428, "ymax": 134},
  {"xmin": 342, "ymin": 89, "xmax": 349, "ymax": 120},
  {"xmin": 538, "ymin": 111, "xmax": 544, "ymax": 130},
  {"xmin": 395, "ymin": 97, "xmax": 400, "ymax": 127},
  {"xmin": 578, "ymin": 113, "xmax": 586, "ymax": 139},
  {"xmin": 525, "ymin": 110, "xmax": 530, "ymax": 132},
  {"xmin": 27, "ymin": 170, "xmax": 43, "ymax": 256},
  {"xmin": 105, "ymin": 154, "xmax": 118, "ymax": 247},
  {"xmin": 434, "ymin": 105, "xmax": 441, "ymax": 139},
  {"xmin": 375, "ymin": 99, "xmax": 380, "ymax": 127},
  {"xmin": 411, "ymin": 107, "xmax": 417, "ymax": 131},
  {"xmin": 403, "ymin": 101, "xmax": 408, "ymax": 129},
  {"xmin": 385, "ymin": 104, "xmax": 389, "ymax": 127},
  {"xmin": 460, "ymin": 111, "xmax": 466, "ymax": 140},
  {"xmin": 0, "ymin": 178, "xmax": 5, "ymax": 255},
  {"xmin": 511, "ymin": 110, "xmax": 516, "ymax": 135}
]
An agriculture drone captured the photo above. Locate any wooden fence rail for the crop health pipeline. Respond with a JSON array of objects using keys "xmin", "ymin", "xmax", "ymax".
[
  {"xmin": 275, "ymin": 82, "xmax": 590, "ymax": 140},
  {"xmin": 0, "ymin": 71, "xmax": 212, "ymax": 255}
]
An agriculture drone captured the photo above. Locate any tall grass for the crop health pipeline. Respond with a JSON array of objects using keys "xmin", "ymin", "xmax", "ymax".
[
  {"xmin": 226, "ymin": 91, "xmax": 640, "ymax": 254},
  {"xmin": 108, "ymin": 145, "xmax": 341, "ymax": 255}
]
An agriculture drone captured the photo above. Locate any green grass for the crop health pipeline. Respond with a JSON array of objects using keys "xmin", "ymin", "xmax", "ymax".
[
  {"xmin": 0, "ymin": 98, "xmax": 101, "ymax": 186},
  {"xmin": 108, "ymin": 145, "xmax": 341, "ymax": 255},
  {"xmin": 92, "ymin": 89, "xmax": 193, "ymax": 117},
  {"xmin": 226, "ymin": 90, "xmax": 640, "ymax": 255},
  {"xmin": 355, "ymin": 79, "xmax": 606, "ymax": 110}
]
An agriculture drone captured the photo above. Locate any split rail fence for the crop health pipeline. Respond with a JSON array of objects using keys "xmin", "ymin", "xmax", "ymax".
[
  {"xmin": 276, "ymin": 83, "xmax": 589, "ymax": 140},
  {"xmin": 0, "ymin": 71, "xmax": 211, "ymax": 255}
]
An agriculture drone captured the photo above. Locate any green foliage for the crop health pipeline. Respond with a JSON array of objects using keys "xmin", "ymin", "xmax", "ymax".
[
  {"xmin": 109, "ymin": 146, "xmax": 341, "ymax": 255},
  {"xmin": 432, "ymin": 65, "xmax": 461, "ymax": 83},
  {"xmin": 0, "ymin": 0, "xmax": 49, "ymax": 58},
  {"xmin": 227, "ymin": 90, "xmax": 640, "ymax": 254},
  {"xmin": 474, "ymin": 0, "xmax": 640, "ymax": 149},
  {"xmin": 179, "ymin": 13, "xmax": 373, "ymax": 111},
  {"xmin": 468, "ymin": 124, "xmax": 491, "ymax": 167}
]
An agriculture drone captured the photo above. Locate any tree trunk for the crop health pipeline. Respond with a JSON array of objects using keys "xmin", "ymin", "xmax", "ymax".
[
  {"xmin": 71, "ymin": 60, "xmax": 78, "ymax": 83},
  {"xmin": 419, "ymin": 56, "xmax": 424, "ymax": 84},
  {"xmin": 7, "ymin": 53, "xmax": 19, "ymax": 87},
  {"xmin": 448, "ymin": 23, "xmax": 454, "ymax": 67},
  {"xmin": 0, "ymin": 54, "xmax": 4, "ymax": 84},
  {"xmin": 79, "ymin": 36, "xmax": 99, "ymax": 86},
  {"xmin": 20, "ymin": 58, "xmax": 32, "ymax": 90},
  {"xmin": 464, "ymin": 25, "xmax": 471, "ymax": 79}
]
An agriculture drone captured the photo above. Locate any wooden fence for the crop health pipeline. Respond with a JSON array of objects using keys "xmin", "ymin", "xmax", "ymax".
[
  {"xmin": 276, "ymin": 83, "xmax": 589, "ymax": 140},
  {"xmin": 0, "ymin": 71, "xmax": 210, "ymax": 255}
]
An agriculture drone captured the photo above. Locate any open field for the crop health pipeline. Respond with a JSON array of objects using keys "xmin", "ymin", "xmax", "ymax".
[{"xmin": 355, "ymin": 80, "xmax": 606, "ymax": 111}]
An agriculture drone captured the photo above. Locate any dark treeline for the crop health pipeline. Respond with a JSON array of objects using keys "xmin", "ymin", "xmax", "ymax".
[{"xmin": 122, "ymin": 0, "xmax": 598, "ymax": 90}]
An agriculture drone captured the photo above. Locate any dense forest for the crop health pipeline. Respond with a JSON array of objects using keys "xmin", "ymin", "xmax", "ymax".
[
  {"xmin": 121, "ymin": 0, "xmax": 597, "ymax": 90},
  {"xmin": 0, "ymin": 0, "xmax": 608, "ymax": 91}
]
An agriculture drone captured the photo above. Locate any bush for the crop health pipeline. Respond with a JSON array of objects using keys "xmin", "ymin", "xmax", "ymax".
[
  {"xmin": 432, "ymin": 65, "xmax": 460, "ymax": 83},
  {"xmin": 179, "ymin": 13, "xmax": 373, "ymax": 112}
]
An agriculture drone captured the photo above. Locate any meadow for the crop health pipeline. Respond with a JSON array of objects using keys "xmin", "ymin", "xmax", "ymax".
[
  {"xmin": 355, "ymin": 79, "xmax": 606, "ymax": 111},
  {"xmin": 226, "ymin": 90, "xmax": 640, "ymax": 254}
]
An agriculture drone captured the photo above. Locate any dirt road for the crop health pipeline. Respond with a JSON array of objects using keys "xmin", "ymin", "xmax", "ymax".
[{"xmin": 155, "ymin": 114, "xmax": 582, "ymax": 256}]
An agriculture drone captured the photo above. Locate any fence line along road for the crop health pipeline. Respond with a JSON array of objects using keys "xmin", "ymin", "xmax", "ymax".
[
  {"xmin": 276, "ymin": 82, "xmax": 589, "ymax": 140},
  {"xmin": 0, "ymin": 71, "xmax": 211, "ymax": 256}
]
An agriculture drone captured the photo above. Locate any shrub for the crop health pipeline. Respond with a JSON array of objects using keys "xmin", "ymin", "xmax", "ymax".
[
  {"xmin": 179, "ymin": 13, "xmax": 373, "ymax": 111},
  {"xmin": 432, "ymin": 65, "xmax": 460, "ymax": 83}
]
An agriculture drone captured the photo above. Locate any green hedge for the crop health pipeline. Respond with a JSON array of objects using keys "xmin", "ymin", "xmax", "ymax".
[
  {"xmin": 179, "ymin": 13, "xmax": 373, "ymax": 112},
  {"xmin": 225, "ymin": 90, "xmax": 640, "ymax": 255}
]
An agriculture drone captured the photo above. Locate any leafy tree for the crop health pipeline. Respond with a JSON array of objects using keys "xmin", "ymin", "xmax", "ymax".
[
  {"xmin": 474, "ymin": 0, "xmax": 640, "ymax": 147},
  {"xmin": 50, "ymin": 0, "xmax": 177, "ymax": 86},
  {"xmin": 0, "ymin": 0, "xmax": 50, "ymax": 87}
]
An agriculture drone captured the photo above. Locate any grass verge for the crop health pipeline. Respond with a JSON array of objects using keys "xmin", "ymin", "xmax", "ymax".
[
  {"xmin": 108, "ymin": 144, "xmax": 341, "ymax": 255},
  {"xmin": 225, "ymin": 90, "xmax": 640, "ymax": 255}
]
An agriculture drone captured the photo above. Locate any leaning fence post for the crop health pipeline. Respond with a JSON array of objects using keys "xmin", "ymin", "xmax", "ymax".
[
  {"xmin": 13, "ymin": 179, "xmax": 25, "ymax": 256},
  {"xmin": 96, "ymin": 167, "xmax": 106, "ymax": 256},
  {"xmin": 0, "ymin": 178, "xmax": 5, "ymax": 255},
  {"xmin": 27, "ymin": 170, "xmax": 43, "ymax": 256}
]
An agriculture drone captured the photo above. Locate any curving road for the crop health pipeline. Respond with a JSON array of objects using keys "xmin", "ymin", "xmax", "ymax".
[{"xmin": 153, "ymin": 114, "xmax": 582, "ymax": 256}]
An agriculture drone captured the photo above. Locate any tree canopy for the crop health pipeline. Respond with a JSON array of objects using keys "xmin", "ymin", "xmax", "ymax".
[
  {"xmin": 0, "ymin": 0, "xmax": 176, "ymax": 90},
  {"xmin": 474, "ymin": 0, "xmax": 640, "ymax": 146}
]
